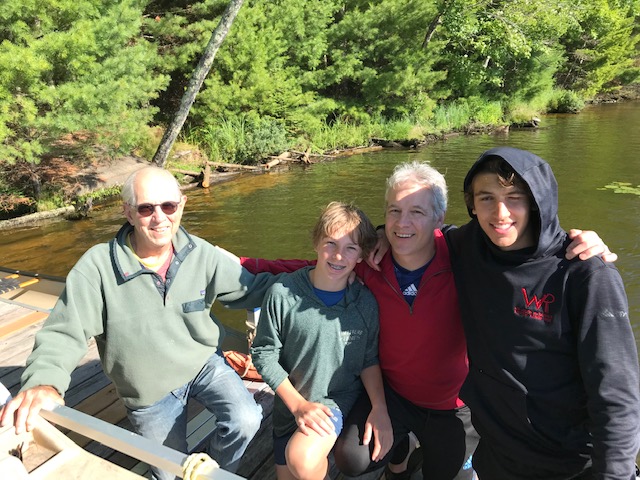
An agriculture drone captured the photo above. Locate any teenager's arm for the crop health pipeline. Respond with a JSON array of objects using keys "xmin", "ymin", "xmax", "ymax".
[
  {"xmin": 360, "ymin": 365, "xmax": 393, "ymax": 462},
  {"xmin": 240, "ymin": 257, "xmax": 315, "ymax": 275},
  {"xmin": 572, "ymin": 266, "xmax": 640, "ymax": 477},
  {"xmin": 275, "ymin": 379, "xmax": 336, "ymax": 437}
]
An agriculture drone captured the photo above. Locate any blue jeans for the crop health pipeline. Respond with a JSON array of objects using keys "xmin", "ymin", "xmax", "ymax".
[{"xmin": 126, "ymin": 351, "xmax": 263, "ymax": 480}]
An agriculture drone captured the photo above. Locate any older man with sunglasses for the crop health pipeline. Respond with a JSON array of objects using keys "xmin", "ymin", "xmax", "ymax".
[{"xmin": 0, "ymin": 166, "xmax": 280, "ymax": 480}]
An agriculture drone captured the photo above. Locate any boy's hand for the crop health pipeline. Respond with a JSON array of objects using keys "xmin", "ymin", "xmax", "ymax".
[
  {"xmin": 0, "ymin": 386, "xmax": 64, "ymax": 434},
  {"xmin": 566, "ymin": 229, "xmax": 617, "ymax": 262},
  {"xmin": 363, "ymin": 405, "xmax": 393, "ymax": 462},
  {"xmin": 292, "ymin": 400, "xmax": 336, "ymax": 437}
]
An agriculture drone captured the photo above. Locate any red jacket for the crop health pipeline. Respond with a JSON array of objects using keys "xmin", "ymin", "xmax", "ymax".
[{"xmin": 240, "ymin": 229, "xmax": 467, "ymax": 410}]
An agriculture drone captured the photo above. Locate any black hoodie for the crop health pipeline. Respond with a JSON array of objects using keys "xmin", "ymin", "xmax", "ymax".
[{"xmin": 446, "ymin": 147, "xmax": 640, "ymax": 479}]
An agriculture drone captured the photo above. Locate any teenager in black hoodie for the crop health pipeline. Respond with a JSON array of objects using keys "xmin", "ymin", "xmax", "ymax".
[{"xmin": 446, "ymin": 146, "xmax": 640, "ymax": 479}]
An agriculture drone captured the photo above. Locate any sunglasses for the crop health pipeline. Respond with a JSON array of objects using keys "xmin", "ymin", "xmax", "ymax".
[{"xmin": 132, "ymin": 201, "xmax": 181, "ymax": 217}]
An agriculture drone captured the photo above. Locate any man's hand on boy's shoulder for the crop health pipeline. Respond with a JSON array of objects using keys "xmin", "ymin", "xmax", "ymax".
[{"xmin": 566, "ymin": 229, "xmax": 618, "ymax": 262}]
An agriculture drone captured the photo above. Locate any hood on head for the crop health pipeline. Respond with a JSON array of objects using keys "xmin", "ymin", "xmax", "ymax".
[{"xmin": 463, "ymin": 146, "xmax": 562, "ymax": 256}]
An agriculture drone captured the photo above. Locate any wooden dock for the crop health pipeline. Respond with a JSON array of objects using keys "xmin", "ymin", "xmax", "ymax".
[{"xmin": 0, "ymin": 270, "xmax": 388, "ymax": 479}]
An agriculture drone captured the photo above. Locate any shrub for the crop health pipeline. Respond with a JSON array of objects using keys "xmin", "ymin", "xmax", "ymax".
[
  {"xmin": 308, "ymin": 119, "xmax": 373, "ymax": 152},
  {"xmin": 432, "ymin": 102, "xmax": 471, "ymax": 131},
  {"xmin": 190, "ymin": 116, "xmax": 291, "ymax": 164},
  {"xmin": 505, "ymin": 101, "xmax": 542, "ymax": 125},
  {"xmin": 548, "ymin": 90, "xmax": 585, "ymax": 113}
]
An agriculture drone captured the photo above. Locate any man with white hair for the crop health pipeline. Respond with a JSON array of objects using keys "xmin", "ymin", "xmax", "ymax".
[{"xmin": 1, "ymin": 166, "xmax": 279, "ymax": 480}]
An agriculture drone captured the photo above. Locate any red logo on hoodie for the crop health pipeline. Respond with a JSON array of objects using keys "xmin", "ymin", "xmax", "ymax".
[{"xmin": 514, "ymin": 288, "xmax": 555, "ymax": 323}]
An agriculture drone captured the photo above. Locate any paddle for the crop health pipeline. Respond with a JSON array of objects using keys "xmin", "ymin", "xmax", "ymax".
[{"xmin": 0, "ymin": 274, "xmax": 39, "ymax": 294}]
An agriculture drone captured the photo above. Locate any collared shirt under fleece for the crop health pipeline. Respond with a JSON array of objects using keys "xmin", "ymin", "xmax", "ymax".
[
  {"xmin": 241, "ymin": 228, "xmax": 468, "ymax": 411},
  {"xmin": 250, "ymin": 266, "xmax": 380, "ymax": 437},
  {"xmin": 21, "ymin": 223, "xmax": 280, "ymax": 409}
]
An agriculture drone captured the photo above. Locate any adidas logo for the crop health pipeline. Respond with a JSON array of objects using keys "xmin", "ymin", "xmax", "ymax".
[{"xmin": 402, "ymin": 284, "xmax": 418, "ymax": 297}]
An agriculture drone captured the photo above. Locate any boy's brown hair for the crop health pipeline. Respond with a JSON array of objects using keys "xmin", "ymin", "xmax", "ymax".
[
  {"xmin": 311, "ymin": 201, "xmax": 378, "ymax": 258},
  {"xmin": 463, "ymin": 156, "xmax": 534, "ymax": 212}
]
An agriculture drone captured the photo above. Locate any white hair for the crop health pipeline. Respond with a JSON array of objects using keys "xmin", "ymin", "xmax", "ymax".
[{"xmin": 385, "ymin": 161, "xmax": 448, "ymax": 219}]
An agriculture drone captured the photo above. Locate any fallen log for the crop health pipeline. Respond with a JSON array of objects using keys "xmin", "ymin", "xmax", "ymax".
[
  {"xmin": 268, "ymin": 156, "xmax": 303, "ymax": 163},
  {"xmin": 328, "ymin": 145, "xmax": 384, "ymax": 157},
  {"xmin": 0, "ymin": 207, "xmax": 75, "ymax": 231},
  {"xmin": 170, "ymin": 169, "xmax": 202, "ymax": 177},
  {"xmin": 263, "ymin": 159, "xmax": 281, "ymax": 169},
  {"xmin": 202, "ymin": 163, "xmax": 211, "ymax": 188},
  {"xmin": 302, "ymin": 146, "xmax": 311, "ymax": 164},
  {"xmin": 290, "ymin": 150, "xmax": 335, "ymax": 159},
  {"xmin": 207, "ymin": 162, "xmax": 262, "ymax": 171}
]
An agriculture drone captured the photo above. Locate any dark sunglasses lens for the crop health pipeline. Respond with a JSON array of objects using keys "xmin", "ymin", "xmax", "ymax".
[
  {"xmin": 160, "ymin": 202, "xmax": 179, "ymax": 214},
  {"xmin": 136, "ymin": 204, "xmax": 155, "ymax": 216},
  {"xmin": 135, "ymin": 202, "xmax": 178, "ymax": 216}
]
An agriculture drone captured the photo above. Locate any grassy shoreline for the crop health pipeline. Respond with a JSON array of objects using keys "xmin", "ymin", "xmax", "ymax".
[{"xmin": 2, "ymin": 84, "xmax": 639, "ymax": 221}]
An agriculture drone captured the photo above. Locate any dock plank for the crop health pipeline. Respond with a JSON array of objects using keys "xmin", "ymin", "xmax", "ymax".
[
  {"xmin": 0, "ymin": 310, "xmax": 48, "ymax": 339},
  {"xmin": 0, "ymin": 302, "xmax": 31, "ymax": 323}
]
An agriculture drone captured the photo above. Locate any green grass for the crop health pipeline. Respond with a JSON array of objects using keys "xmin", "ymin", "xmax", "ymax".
[{"xmin": 177, "ymin": 87, "xmax": 591, "ymax": 165}]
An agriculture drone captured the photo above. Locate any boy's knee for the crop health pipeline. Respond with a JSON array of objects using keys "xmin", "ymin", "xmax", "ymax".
[{"xmin": 287, "ymin": 450, "xmax": 327, "ymax": 479}]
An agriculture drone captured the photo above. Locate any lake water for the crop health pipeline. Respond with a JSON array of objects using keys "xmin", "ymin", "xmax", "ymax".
[{"xmin": 1, "ymin": 102, "xmax": 639, "ymax": 346}]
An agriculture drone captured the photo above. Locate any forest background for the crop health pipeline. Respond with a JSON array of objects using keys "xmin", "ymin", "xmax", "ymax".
[{"xmin": 1, "ymin": 0, "xmax": 639, "ymax": 217}]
